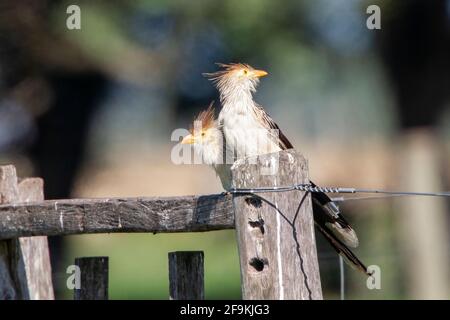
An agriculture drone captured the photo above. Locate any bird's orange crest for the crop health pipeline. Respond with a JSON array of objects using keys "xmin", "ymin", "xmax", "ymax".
[
  {"xmin": 203, "ymin": 63, "xmax": 253, "ymax": 81},
  {"xmin": 190, "ymin": 102, "xmax": 216, "ymax": 134}
]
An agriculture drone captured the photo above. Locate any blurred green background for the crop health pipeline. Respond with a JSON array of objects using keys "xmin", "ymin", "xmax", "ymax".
[
  {"xmin": 0, "ymin": 0, "xmax": 449, "ymax": 299},
  {"xmin": 62, "ymin": 231, "xmax": 241, "ymax": 299}
]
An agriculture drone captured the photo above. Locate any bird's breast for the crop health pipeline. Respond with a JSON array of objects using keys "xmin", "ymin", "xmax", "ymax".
[{"xmin": 220, "ymin": 111, "xmax": 281, "ymax": 159}]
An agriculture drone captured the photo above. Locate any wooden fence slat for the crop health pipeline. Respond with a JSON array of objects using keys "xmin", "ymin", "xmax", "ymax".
[
  {"xmin": 0, "ymin": 193, "xmax": 234, "ymax": 240},
  {"xmin": 14, "ymin": 178, "xmax": 54, "ymax": 300},
  {"xmin": 169, "ymin": 251, "xmax": 204, "ymax": 300},
  {"xmin": 74, "ymin": 257, "xmax": 109, "ymax": 300},
  {"xmin": 232, "ymin": 150, "xmax": 323, "ymax": 300},
  {"xmin": 0, "ymin": 165, "xmax": 19, "ymax": 299},
  {"xmin": 0, "ymin": 165, "xmax": 54, "ymax": 300}
]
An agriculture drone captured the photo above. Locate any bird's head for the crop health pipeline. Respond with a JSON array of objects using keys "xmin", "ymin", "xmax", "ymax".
[
  {"xmin": 203, "ymin": 63, "xmax": 268, "ymax": 100},
  {"xmin": 181, "ymin": 103, "xmax": 223, "ymax": 165}
]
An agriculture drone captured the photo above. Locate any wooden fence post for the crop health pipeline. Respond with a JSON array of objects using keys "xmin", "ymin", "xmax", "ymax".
[
  {"xmin": 74, "ymin": 257, "xmax": 109, "ymax": 300},
  {"xmin": 168, "ymin": 251, "xmax": 204, "ymax": 300},
  {"xmin": 0, "ymin": 165, "xmax": 54, "ymax": 299},
  {"xmin": 231, "ymin": 150, "xmax": 323, "ymax": 300}
]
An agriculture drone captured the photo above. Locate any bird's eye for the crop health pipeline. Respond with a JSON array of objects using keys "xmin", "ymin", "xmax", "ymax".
[
  {"xmin": 201, "ymin": 132, "xmax": 205, "ymax": 136},
  {"xmin": 243, "ymin": 69, "xmax": 248, "ymax": 75}
]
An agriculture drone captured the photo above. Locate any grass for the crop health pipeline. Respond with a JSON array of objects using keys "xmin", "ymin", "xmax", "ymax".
[{"xmin": 60, "ymin": 230, "xmax": 242, "ymax": 299}]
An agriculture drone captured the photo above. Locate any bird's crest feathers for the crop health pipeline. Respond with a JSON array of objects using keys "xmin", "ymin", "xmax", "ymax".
[
  {"xmin": 190, "ymin": 102, "xmax": 216, "ymax": 134},
  {"xmin": 203, "ymin": 63, "xmax": 253, "ymax": 82}
]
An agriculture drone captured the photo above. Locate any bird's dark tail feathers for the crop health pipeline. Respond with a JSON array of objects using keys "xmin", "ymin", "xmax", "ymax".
[
  {"xmin": 315, "ymin": 220, "xmax": 370, "ymax": 275},
  {"xmin": 310, "ymin": 181, "xmax": 370, "ymax": 276}
]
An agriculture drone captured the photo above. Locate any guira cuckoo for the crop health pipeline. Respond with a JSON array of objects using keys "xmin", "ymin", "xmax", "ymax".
[
  {"xmin": 200, "ymin": 63, "xmax": 369, "ymax": 275},
  {"xmin": 181, "ymin": 103, "xmax": 232, "ymax": 190}
]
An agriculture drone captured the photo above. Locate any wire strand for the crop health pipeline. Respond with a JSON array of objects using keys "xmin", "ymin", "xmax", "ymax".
[
  {"xmin": 331, "ymin": 194, "xmax": 423, "ymax": 202},
  {"xmin": 229, "ymin": 184, "xmax": 450, "ymax": 199}
]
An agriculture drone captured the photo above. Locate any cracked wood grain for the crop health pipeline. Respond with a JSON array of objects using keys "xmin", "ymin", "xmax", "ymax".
[
  {"xmin": 232, "ymin": 150, "xmax": 323, "ymax": 300},
  {"xmin": 169, "ymin": 251, "xmax": 204, "ymax": 300},
  {"xmin": 0, "ymin": 193, "xmax": 234, "ymax": 240},
  {"xmin": 74, "ymin": 257, "xmax": 108, "ymax": 300}
]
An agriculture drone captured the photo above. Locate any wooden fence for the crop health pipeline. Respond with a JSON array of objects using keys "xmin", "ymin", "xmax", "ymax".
[{"xmin": 0, "ymin": 150, "xmax": 323, "ymax": 300}]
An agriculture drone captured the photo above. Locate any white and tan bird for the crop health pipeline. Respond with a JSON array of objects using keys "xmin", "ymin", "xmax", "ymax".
[
  {"xmin": 203, "ymin": 63, "xmax": 369, "ymax": 275},
  {"xmin": 181, "ymin": 103, "xmax": 233, "ymax": 190}
]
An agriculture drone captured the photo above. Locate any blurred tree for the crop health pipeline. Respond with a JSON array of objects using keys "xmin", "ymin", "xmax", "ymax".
[
  {"xmin": 375, "ymin": 0, "xmax": 450, "ymax": 299},
  {"xmin": 378, "ymin": 0, "xmax": 450, "ymax": 128}
]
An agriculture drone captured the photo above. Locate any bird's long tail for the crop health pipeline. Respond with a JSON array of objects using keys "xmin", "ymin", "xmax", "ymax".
[{"xmin": 310, "ymin": 182, "xmax": 370, "ymax": 275}]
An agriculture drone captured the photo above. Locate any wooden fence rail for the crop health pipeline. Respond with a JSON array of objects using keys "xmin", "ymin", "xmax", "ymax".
[
  {"xmin": 0, "ymin": 194, "xmax": 234, "ymax": 240},
  {"xmin": 0, "ymin": 150, "xmax": 323, "ymax": 300}
]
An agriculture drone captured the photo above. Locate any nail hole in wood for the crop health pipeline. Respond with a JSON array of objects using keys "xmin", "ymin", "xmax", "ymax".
[
  {"xmin": 245, "ymin": 197, "xmax": 262, "ymax": 208},
  {"xmin": 249, "ymin": 257, "xmax": 267, "ymax": 272},
  {"xmin": 248, "ymin": 218, "xmax": 265, "ymax": 234}
]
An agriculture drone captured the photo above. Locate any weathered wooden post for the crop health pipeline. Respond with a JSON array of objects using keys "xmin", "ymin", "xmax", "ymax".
[
  {"xmin": 74, "ymin": 257, "xmax": 109, "ymax": 300},
  {"xmin": 169, "ymin": 251, "xmax": 204, "ymax": 300},
  {"xmin": 0, "ymin": 165, "xmax": 54, "ymax": 299},
  {"xmin": 232, "ymin": 150, "xmax": 322, "ymax": 300}
]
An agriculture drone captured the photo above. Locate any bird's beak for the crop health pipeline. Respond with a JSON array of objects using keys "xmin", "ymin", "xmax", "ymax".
[
  {"xmin": 253, "ymin": 70, "xmax": 268, "ymax": 78},
  {"xmin": 181, "ymin": 134, "xmax": 195, "ymax": 144}
]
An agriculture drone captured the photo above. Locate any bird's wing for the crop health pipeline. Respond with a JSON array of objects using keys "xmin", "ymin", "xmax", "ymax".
[
  {"xmin": 252, "ymin": 104, "xmax": 294, "ymax": 150},
  {"xmin": 310, "ymin": 181, "xmax": 369, "ymax": 275},
  {"xmin": 309, "ymin": 181, "xmax": 359, "ymax": 248},
  {"xmin": 314, "ymin": 217, "xmax": 370, "ymax": 275}
]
